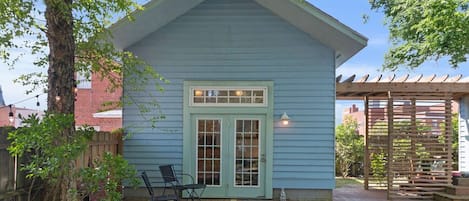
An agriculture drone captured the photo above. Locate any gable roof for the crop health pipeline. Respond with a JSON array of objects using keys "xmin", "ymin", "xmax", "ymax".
[{"xmin": 110, "ymin": 0, "xmax": 367, "ymax": 67}]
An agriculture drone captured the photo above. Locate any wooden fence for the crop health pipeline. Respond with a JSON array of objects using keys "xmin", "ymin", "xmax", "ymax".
[
  {"xmin": 0, "ymin": 128, "xmax": 122, "ymax": 201},
  {"xmin": 76, "ymin": 131, "xmax": 123, "ymax": 169},
  {"xmin": 0, "ymin": 127, "xmax": 29, "ymax": 201}
]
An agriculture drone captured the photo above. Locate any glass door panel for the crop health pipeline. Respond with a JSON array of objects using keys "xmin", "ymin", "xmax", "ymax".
[
  {"xmin": 197, "ymin": 119, "xmax": 221, "ymax": 186},
  {"xmin": 192, "ymin": 115, "xmax": 265, "ymax": 198},
  {"xmin": 235, "ymin": 120, "xmax": 259, "ymax": 186}
]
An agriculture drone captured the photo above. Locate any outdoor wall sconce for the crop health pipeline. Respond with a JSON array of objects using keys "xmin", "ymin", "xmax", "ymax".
[
  {"xmin": 280, "ymin": 112, "xmax": 290, "ymax": 125},
  {"xmin": 8, "ymin": 104, "xmax": 14, "ymax": 123}
]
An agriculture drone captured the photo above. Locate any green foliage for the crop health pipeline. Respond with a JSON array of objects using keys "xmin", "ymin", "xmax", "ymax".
[
  {"xmin": 8, "ymin": 113, "xmax": 93, "ymax": 181},
  {"xmin": 80, "ymin": 153, "xmax": 140, "ymax": 201},
  {"xmin": 438, "ymin": 113, "xmax": 459, "ymax": 169},
  {"xmin": 335, "ymin": 177, "xmax": 364, "ymax": 188},
  {"xmin": 369, "ymin": 0, "xmax": 469, "ymax": 70},
  {"xmin": 393, "ymin": 138, "xmax": 429, "ymax": 162},
  {"xmin": 370, "ymin": 152, "xmax": 386, "ymax": 185},
  {"xmin": 335, "ymin": 116, "xmax": 364, "ymax": 177},
  {"xmin": 0, "ymin": 0, "xmax": 168, "ymax": 124},
  {"xmin": 451, "ymin": 113, "xmax": 459, "ymax": 167},
  {"xmin": 2, "ymin": 0, "xmax": 158, "ymax": 200},
  {"xmin": 7, "ymin": 114, "xmax": 140, "ymax": 200}
]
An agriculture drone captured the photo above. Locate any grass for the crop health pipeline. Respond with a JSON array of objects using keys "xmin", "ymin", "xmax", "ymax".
[{"xmin": 335, "ymin": 177, "xmax": 364, "ymax": 188}]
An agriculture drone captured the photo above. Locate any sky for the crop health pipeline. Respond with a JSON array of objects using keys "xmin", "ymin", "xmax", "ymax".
[{"xmin": 0, "ymin": 0, "xmax": 467, "ymax": 123}]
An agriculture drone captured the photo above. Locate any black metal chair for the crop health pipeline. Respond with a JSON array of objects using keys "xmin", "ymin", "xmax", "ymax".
[
  {"xmin": 159, "ymin": 165, "xmax": 206, "ymax": 201},
  {"xmin": 141, "ymin": 171, "xmax": 179, "ymax": 201}
]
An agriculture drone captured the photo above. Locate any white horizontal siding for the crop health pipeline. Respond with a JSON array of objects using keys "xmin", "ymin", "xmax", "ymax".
[{"xmin": 124, "ymin": 0, "xmax": 335, "ymax": 189}]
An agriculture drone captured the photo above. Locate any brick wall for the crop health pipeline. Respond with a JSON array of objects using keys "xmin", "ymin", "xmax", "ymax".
[{"xmin": 75, "ymin": 73, "xmax": 122, "ymax": 132}]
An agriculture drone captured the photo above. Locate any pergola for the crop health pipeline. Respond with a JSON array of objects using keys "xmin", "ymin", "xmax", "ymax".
[{"xmin": 336, "ymin": 74, "xmax": 469, "ymax": 200}]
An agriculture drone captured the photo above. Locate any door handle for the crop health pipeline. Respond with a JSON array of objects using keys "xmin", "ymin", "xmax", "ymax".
[{"xmin": 261, "ymin": 154, "xmax": 266, "ymax": 163}]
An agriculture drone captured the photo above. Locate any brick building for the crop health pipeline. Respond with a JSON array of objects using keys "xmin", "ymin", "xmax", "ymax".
[
  {"xmin": 75, "ymin": 72, "xmax": 122, "ymax": 132},
  {"xmin": 342, "ymin": 104, "xmax": 366, "ymax": 135},
  {"xmin": 0, "ymin": 85, "xmax": 44, "ymax": 128}
]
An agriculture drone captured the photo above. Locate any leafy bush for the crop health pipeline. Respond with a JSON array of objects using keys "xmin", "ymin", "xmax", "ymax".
[{"xmin": 8, "ymin": 113, "xmax": 139, "ymax": 200}]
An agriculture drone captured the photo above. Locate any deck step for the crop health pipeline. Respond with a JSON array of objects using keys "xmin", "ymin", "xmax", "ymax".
[
  {"xmin": 446, "ymin": 186, "xmax": 469, "ymax": 195},
  {"xmin": 453, "ymin": 178, "xmax": 469, "ymax": 186},
  {"xmin": 434, "ymin": 192, "xmax": 469, "ymax": 201}
]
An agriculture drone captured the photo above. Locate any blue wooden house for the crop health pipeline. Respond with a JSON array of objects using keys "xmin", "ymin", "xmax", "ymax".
[{"xmin": 111, "ymin": 0, "xmax": 367, "ymax": 200}]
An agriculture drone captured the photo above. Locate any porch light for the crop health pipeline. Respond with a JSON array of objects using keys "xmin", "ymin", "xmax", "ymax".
[
  {"xmin": 280, "ymin": 112, "xmax": 290, "ymax": 125},
  {"xmin": 8, "ymin": 104, "xmax": 14, "ymax": 123}
]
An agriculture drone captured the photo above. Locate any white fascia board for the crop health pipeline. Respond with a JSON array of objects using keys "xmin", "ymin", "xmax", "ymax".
[
  {"xmin": 110, "ymin": 0, "xmax": 205, "ymax": 50},
  {"xmin": 93, "ymin": 109, "xmax": 122, "ymax": 119}
]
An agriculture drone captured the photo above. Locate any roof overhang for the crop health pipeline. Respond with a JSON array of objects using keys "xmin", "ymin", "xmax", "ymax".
[
  {"xmin": 254, "ymin": 0, "xmax": 367, "ymax": 67},
  {"xmin": 110, "ymin": 0, "xmax": 367, "ymax": 67},
  {"xmin": 110, "ymin": 0, "xmax": 204, "ymax": 50}
]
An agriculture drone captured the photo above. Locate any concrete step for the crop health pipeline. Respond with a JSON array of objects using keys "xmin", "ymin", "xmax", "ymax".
[
  {"xmin": 446, "ymin": 185, "xmax": 469, "ymax": 195},
  {"xmin": 434, "ymin": 192, "xmax": 469, "ymax": 201}
]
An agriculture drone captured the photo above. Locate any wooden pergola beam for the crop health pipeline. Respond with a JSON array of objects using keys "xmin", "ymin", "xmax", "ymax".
[
  {"xmin": 336, "ymin": 74, "xmax": 469, "ymax": 99},
  {"xmin": 337, "ymin": 83, "xmax": 469, "ymax": 99}
]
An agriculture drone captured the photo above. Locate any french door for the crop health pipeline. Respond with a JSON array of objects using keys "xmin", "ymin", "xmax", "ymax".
[{"xmin": 192, "ymin": 114, "xmax": 265, "ymax": 198}]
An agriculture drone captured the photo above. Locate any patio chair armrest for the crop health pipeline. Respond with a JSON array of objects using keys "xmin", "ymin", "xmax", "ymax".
[{"xmin": 181, "ymin": 173, "xmax": 196, "ymax": 184}]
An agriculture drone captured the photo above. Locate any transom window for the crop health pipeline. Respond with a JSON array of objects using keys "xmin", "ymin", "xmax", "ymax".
[{"xmin": 190, "ymin": 87, "xmax": 267, "ymax": 107}]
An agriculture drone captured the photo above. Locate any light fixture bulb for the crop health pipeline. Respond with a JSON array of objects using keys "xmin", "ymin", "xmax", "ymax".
[
  {"xmin": 280, "ymin": 112, "xmax": 290, "ymax": 125},
  {"xmin": 235, "ymin": 90, "xmax": 243, "ymax": 96},
  {"xmin": 36, "ymin": 95, "xmax": 40, "ymax": 107},
  {"xmin": 8, "ymin": 105, "xmax": 14, "ymax": 123},
  {"xmin": 8, "ymin": 112, "xmax": 14, "ymax": 123},
  {"xmin": 194, "ymin": 90, "xmax": 203, "ymax": 96}
]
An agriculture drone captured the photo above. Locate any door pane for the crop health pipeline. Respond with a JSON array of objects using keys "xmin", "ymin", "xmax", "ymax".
[
  {"xmin": 197, "ymin": 119, "xmax": 221, "ymax": 186},
  {"xmin": 235, "ymin": 120, "xmax": 259, "ymax": 186}
]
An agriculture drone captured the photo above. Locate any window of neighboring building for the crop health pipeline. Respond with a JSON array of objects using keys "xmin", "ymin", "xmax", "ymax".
[{"xmin": 76, "ymin": 70, "xmax": 91, "ymax": 89}]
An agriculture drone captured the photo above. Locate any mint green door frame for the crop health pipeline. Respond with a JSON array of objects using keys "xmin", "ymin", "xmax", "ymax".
[
  {"xmin": 183, "ymin": 81, "xmax": 274, "ymax": 199},
  {"xmin": 191, "ymin": 114, "xmax": 266, "ymax": 198}
]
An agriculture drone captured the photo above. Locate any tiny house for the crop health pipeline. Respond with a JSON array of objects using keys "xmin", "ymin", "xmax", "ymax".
[{"xmin": 111, "ymin": 0, "xmax": 367, "ymax": 200}]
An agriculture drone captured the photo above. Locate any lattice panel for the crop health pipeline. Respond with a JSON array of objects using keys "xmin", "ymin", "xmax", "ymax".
[
  {"xmin": 365, "ymin": 99, "xmax": 389, "ymax": 189},
  {"xmin": 365, "ymin": 96, "xmax": 453, "ymax": 200}
]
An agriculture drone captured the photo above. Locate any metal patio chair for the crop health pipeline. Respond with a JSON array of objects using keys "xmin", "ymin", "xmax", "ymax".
[
  {"xmin": 141, "ymin": 171, "xmax": 179, "ymax": 201},
  {"xmin": 159, "ymin": 164, "xmax": 206, "ymax": 201}
]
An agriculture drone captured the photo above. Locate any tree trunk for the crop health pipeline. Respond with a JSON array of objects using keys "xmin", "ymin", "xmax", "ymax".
[
  {"xmin": 45, "ymin": 0, "xmax": 76, "ymax": 200},
  {"xmin": 45, "ymin": 0, "xmax": 75, "ymax": 113}
]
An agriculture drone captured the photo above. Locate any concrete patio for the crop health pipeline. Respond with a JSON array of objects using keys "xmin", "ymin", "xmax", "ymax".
[{"xmin": 333, "ymin": 185, "xmax": 387, "ymax": 201}]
